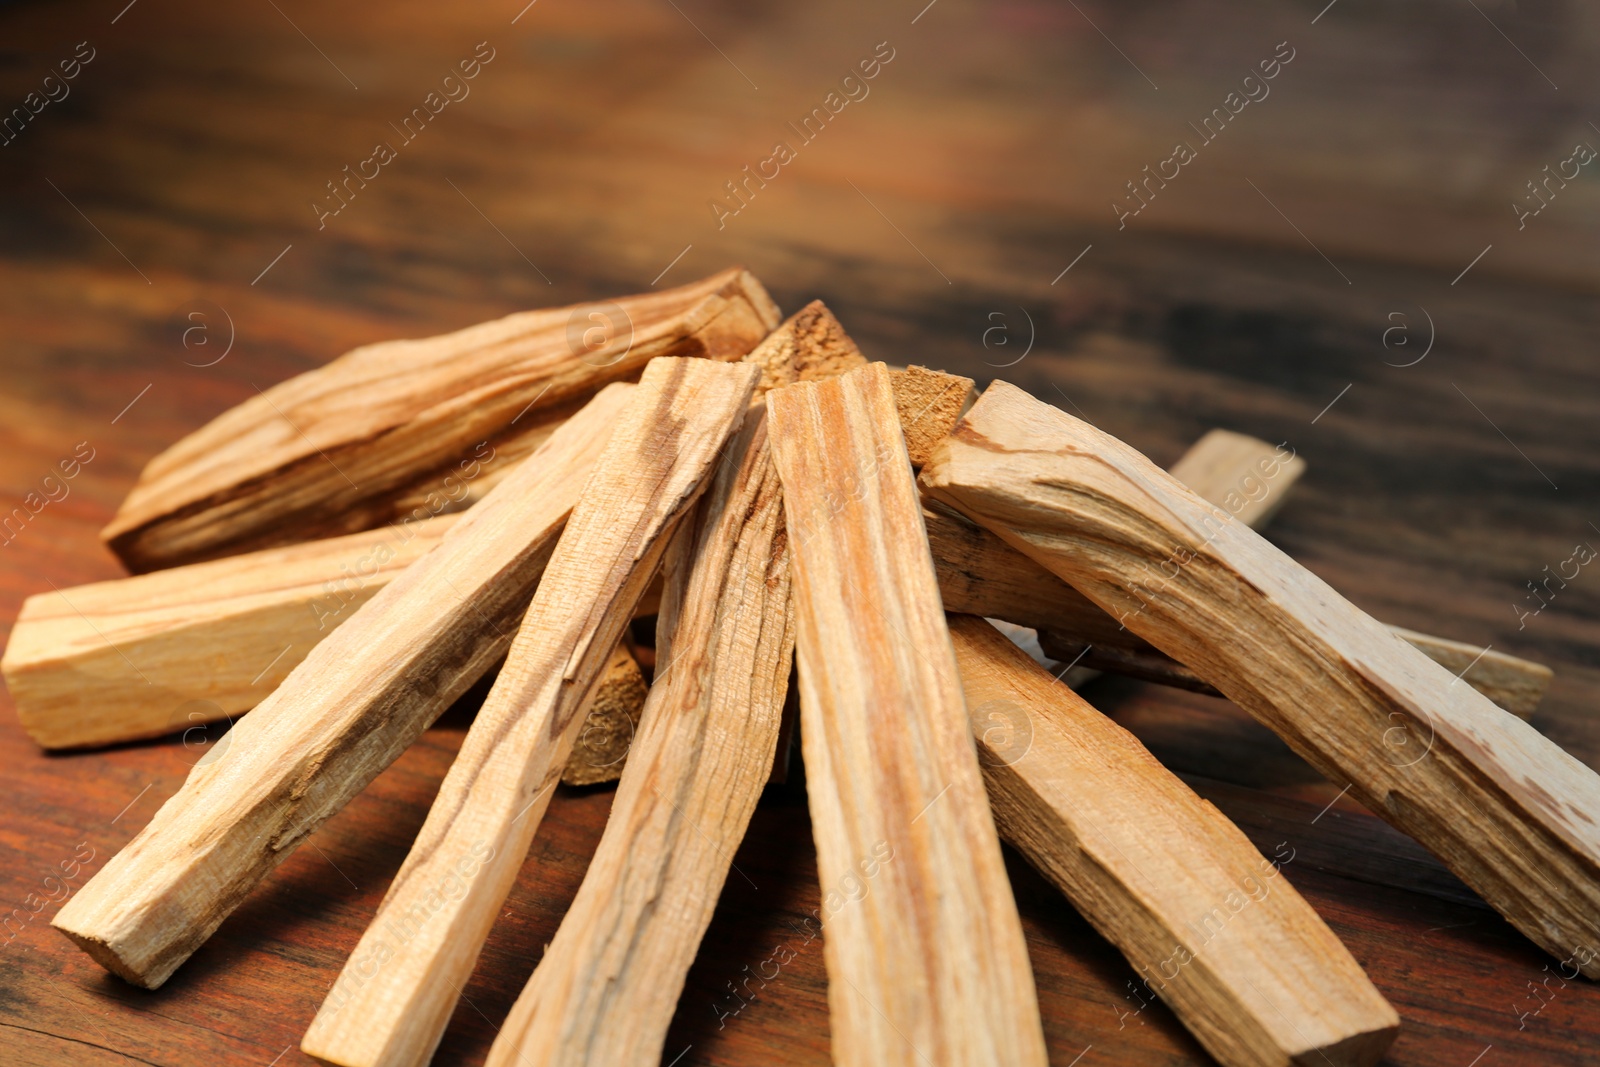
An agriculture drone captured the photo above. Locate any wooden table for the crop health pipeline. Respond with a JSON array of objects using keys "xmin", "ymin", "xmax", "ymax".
[{"xmin": 2, "ymin": 1, "xmax": 1598, "ymax": 1064}]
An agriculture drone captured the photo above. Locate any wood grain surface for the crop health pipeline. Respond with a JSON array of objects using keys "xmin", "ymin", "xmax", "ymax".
[
  {"xmin": 769, "ymin": 363, "xmax": 1047, "ymax": 1067},
  {"xmin": 52, "ymin": 383, "xmax": 638, "ymax": 990},
  {"xmin": 2, "ymin": 0, "xmax": 1599, "ymax": 1065},
  {"xmin": 487, "ymin": 408, "xmax": 793, "ymax": 1067},
  {"xmin": 921, "ymin": 380, "xmax": 1600, "ymax": 976},
  {"xmin": 100, "ymin": 267, "xmax": 777, "ymax": 572},
  {"xmin": 949, "ymin": 615, "xmax": 1399, "ymax": 1067},
  {"xmin": 1, "ymin": 515, "xmax": 456, "ymax": 749},
  {"xmin": 300, "ymin": 357, "xmax": 757, "ymax": 1067}
]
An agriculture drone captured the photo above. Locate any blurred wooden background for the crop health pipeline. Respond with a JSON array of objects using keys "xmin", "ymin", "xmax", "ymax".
[{"xmin": 2, "ymin": 0, "xmax": 1598, "ymax": 1064}]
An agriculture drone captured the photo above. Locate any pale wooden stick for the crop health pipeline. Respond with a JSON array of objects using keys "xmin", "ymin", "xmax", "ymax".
[
  {"xmin": 927, "ymin": 450, "xmax": 1550, "ymax": 717},
  {"xmin": 1167, "ymin": 429, "xmax": 1305, "ymax": 528},
  {"xmin": 925, "ymin": 429, "xmax": 1301, "ymax": 639},
  {"xmin": 950, "ymin": 614, "xmax": 1398, "ymax": 1067},
  {"xmin": 477, "ymin": 301, "xmax": 859, "ymax": 1061},
  {"xmin": 1035, "ymin": 431, "xmax": 1296, "ymax": 688},
  {"xmin": 768, "ymin": 363, "xmax": 1047, "ymax": 1067},
  {"xmin": 52, "ymin": 382, "xmax": 637, "ymax": 989},
  {"xmin": 103, "ymin": 268, "xmax": 779, "ymax": 571},
  {"xmin": 921, "ymin": 381, "xmax": 1600, "ymax": 976},
  {"xmin": 2, "ymin": 516, "xmax": 454, "ymax": 750},
  {"xmin": 300, "ymin": 357, "xmax": 759, "ymax": 1067},
  {"xmin": 0, "ymin": 524, "xmax": 664, "ymax": 761},
  {"xmin": 486, "ymin": 409, "xmax": 795, "ymax": 1067},
  {"xmin": 736, "ymin": 297, "xmax": 867, "ymax": 784},
  {"xmin": 3, "ymin": 300, "xmax": 860, "ymax": 754},
  {"xmin": 890, "ymin": 365, "xmax": 975, "ymax": 467}
]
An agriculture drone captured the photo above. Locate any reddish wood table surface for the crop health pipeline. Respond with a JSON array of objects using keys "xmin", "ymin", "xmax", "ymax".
[{"xmin": 2, "ymin": 1, "xmax": 1599, "ymax": 1064}]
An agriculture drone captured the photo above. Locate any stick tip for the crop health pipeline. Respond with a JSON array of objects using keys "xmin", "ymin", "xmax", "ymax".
[{"xmin": 51, "ymin": 920, "xmax": 168, "ymax": 990}]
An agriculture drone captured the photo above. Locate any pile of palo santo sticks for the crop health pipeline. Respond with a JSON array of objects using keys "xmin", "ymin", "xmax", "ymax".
[{"xmin": 7, "ymin": 266, "xmax": 1599, "ymax": 1067}]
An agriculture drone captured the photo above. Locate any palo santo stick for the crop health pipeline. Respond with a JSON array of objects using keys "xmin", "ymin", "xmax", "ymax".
[
  {"xmin": 925, "ymin": 429, "xmax": 1301, "ymax": 641},
  {"xmin": 301, "ymin": 357, "xmax": 760, "ymax": 1067},
  {"xmin": 52, "ymin": 383, "xmax": 637, "ymax": 989},
  {"xmin": 1030, "ymin": 435, "xmax": 1292, "ymax": 694},
  {"xmin": 890, "ymin": 365, "xmax": 976, "ymax": 467},
  {"xmin": 950, "ymin": 615, "xmax": 1398, "ymax": 1067},
  {"xmin": 1037, "ymin": 430, "xmax": 1299, "ymax": 689},
  {"xmin": 481, "ymin": 299, "xmax": 861, "ymax": 1064},
  {"xmin": 0, "ymin": 521, "xmax": 659, "ymax": 766},
  {"xmin": 927, "ymin": 445, "xmax": 1550, "ymax": 718},
  {"xmin": 486, "ymin": 409, "xmax": 796, "ymax": 1067},
  {"xmin": 103, "ymin": 268, "xmax": 779, "ymax": 571},
  {"xmin": 2, "ymin": 516, "xmax": 455, "ymax": 750},
  {"xmin": 1167, "ymin": 429, "xmax": 1305, "ymax": 528},
  {"xmin": 921, "ymin": 381, "xmax": 1600, "ymax": 976},
  {"xmin": 1036, "ymin": 628, "xmax": 1553, "ymax": 719},
  {"xmin": 767, "ymin": 363, "xmax": 1047, "ymax": 1067},
  {"xmin": 5, "ymin": 301, "xmax": 855, "ymax": 755}
]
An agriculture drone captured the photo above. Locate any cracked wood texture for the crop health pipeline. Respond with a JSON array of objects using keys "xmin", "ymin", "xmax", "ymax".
[
  {"xmin": 0, "ymin": 519, "xmax": 658, "ymax": 764},
  {"xmin": 488, "ymin": 410, "xmax": 794, "ymax": 1067},
  {"xmin": 950, "ymin": 614, "xmax": 1398, "ymax": 1067},
  {"xmin": 920, "ymin": 381, "xmax": 1600, "ymax": 978},
  {"xmin": 6, "ymin": 0, "xmax": 1600, "ymax": 1064},
  {"xmin": 1, "ymin": 515, "xmax": 455, "ymax": 749},
  {"xmin": 0, "ymin": 300, "xmax": 854, "ymax": 755},
  {"xmin": 52, "ymin": 383, "xmax": 637, "ymax": 989},
  {"xmin": 102, "ymin": 268, "xmax": 779, "ymax": 572},
  {"xmin": 300, "ymin": 357, "xmax": 758, "ymax": 1067},
  {"xmin": 0, "ymin": 300, "xmax": 858, "ymax": 755},
  {"xmin": 927, "ymin": 439, "xmax": 1552, "ymax": 718},
  {"xmin": 768, "ymin": 363, "xmax": 1047, "ymax": 1067},
  {"xmin": 483, "ymin": 299, "xmax": 859, "ymax": 1067}
]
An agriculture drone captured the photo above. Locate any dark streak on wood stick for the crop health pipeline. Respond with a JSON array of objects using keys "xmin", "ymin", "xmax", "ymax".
[
  {"xmin": 52, "ymin": 382, "xmax": 638, "ymax": 989},
  {"xmin": 768, "ymin": 363, "xmax": 1047, "ymax": 1067},
  {"xmin": 300, "ymin": 357, "xmax": 760, "ymax": 1067},
  {"xmin": 487, "ymin": 409, "xmax": 795, "ymax": 1067}
]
